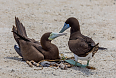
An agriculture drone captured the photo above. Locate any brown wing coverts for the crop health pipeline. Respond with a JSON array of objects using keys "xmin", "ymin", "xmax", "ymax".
[{"xmin": 12, "ymin": 17, "xmax": 44, "ymax": 62}]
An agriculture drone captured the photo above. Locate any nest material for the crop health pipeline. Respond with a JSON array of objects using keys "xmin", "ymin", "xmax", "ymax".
[{"xmin": 26, "ymin": 60, "xmax": 73, "ymax": 70}]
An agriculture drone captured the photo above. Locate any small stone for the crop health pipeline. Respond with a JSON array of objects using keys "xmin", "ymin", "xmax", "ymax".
[
  {"xmin": 54, "ymin": 19, "xmax": 57, "ymax": 21},
  {"xmin": 93, "ymin": 33, "xmax": 96, "ymax": 35},
  {"xmin": 112, "ymin": 37, "xmax": 115, "ymax": 38},
  {"xmin": 82, "ymin": 23, "xmax": 84, "ymax": 25},
  {"xmin": 11, "ymin": 69, "xmax": 15, "ymax": 73}
]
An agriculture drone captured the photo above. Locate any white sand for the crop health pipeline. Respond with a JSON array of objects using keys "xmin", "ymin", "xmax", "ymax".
[{"xmin": 0, "ymin": 0, "xmax": 116, "ymax": 78}]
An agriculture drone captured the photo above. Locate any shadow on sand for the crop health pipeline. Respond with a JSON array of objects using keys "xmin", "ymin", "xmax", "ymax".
[
  {"xmin": 5, "ymin": 56, "xmax": 24, "ymax": 62},
  {"xmin": 71, "ymin": 66, "xmax": 95, "ymax": 76}
]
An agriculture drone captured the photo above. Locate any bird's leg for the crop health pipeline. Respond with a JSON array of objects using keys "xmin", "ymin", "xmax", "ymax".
[
  {"xmin": 74, "ymin": 54, "xmax": 85, "ymax": 67},
  {"xmin": 87, "ymin": 60, "xmax": 90, "ymax": 66},
  {"xmin": 86, "ymin": 60, "xmax": 96, "ymax": 70},
  {"xmin": 75, "ymin": 61, "xmax": 77, "ymax": 66},
  {"xmin": 74, "ymin": 54, "xmax": 78, "ymax": 66}
]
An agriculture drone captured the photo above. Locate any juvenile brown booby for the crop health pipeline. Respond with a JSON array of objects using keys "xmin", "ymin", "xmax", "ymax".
[
  {"xmin": 59, "ymin": 17, "xmax": 106, "ymax": 67},
  {"xmin": 12, "ymin": 17, "xmax": 66, "ymax": 62}
]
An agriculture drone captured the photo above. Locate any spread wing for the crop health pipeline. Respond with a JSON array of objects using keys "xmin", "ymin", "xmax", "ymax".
[{"xmin": 68, "ymin": 38, "xmax": 92, "ymax": 57}]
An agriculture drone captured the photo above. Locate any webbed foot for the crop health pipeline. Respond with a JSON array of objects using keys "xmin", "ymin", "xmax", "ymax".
[{"xmin": 65, "ymin": 59, "xmax": 87, "ymax": 68}]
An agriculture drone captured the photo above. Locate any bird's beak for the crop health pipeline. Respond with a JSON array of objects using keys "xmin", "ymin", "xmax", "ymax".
[
  {"xmin": 48, "ymin": 32, "xmax": 67, "ymax": 40},
  {"xmin": 59, "ymin": 23, "xmax": 70, "ymax": 33}
]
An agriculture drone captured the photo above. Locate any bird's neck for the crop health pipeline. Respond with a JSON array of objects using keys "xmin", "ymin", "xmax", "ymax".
[
  {"xmin": 41, "ymin": 40, "xmax": 51, "ymax": 50},
  {"xmin": 70, "ymin": 30, "xmax": 81, "ymax": 36},
  {"xmin": 69, "ymin": 31, "xmax": 82, "ymax": 40},
  {"xmin": 70, "ymin": 27, "xmax": 80, "ymax": 35},
  {"xmin": 40, "ymin": 39, "xmax": 58, "ymax": 52}
]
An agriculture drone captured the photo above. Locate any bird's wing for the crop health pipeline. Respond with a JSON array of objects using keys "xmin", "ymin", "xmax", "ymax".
[
  {"xmin": 12, "ymin": 25, "xmax": 44, "ymax": 62},
  {"xmin": 12, "ymin": 17, "xmax": 40, "ymax": 45},
  {"xmin": 19, "ymin": 40, "xmax": 44, "ymax": 62},
  {"xmin": 68, "ymin": 38, "xmax": 90, "ymax": 57},
  {"xmin": 12, "ymin": 17, "xmax": 28, "ymax": 46},
  {"xmin": 83, "ymin": 35, "xmax": 95, "ymax": 47},
  {"xmin": 15, "ymin": 17, "xmax": 27, "ymax": 37},
  {"xmin": 84, "ymin": 35, "xmax": 107, "ymax": 50},
  {"xmin": 12, "ymin": 17, "xmax": 42, "ymax": 61}
]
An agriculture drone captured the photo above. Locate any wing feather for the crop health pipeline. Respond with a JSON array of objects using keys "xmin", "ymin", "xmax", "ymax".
[{"xmin": 68, "ymin": 38, "xmax": 90, "ymax": 57}]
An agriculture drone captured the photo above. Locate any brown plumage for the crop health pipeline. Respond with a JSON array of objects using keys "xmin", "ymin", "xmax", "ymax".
[
  {"xmin": 59, "ymin": 17, "xmax": 107, "ymax": 67},
  {"xmin": 65, "ymin": 17, "xmax": 96, "ymax": 57},
  {"xmin": 12, "ymin": 17, "xmax": 61, "ymax": 62},
  {"xmin": 60, "ymin": 17, "xmax": 106, "ymax": 57}
]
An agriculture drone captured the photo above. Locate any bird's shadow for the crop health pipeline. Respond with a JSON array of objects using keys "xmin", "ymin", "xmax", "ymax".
[
  {"xmin": 5, "ymin": 56, "xmax": 24, "ymax": 62},
  {"xmin": 71, "ymin": 66, "xmax": 95, "ymax": 75}
]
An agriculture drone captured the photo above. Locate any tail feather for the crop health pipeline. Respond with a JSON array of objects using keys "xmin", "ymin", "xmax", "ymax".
[
  {"xmin": 12, "ymin": 25, "xmax": 20, "ymax": 45},
  {"xmin": 12, "ymin": 30, "xmax": 30, "ymax": 41},
  {"xmin": 98, "ymin": 47, "xmax": 107, "ymax": 50},
  {"xmin": 12, "ymin": 17, "xmax": 28, "ymax": 46},
  {"xmin": 15, "ymin": 17, "xmax": 27, "ymax": 37}
]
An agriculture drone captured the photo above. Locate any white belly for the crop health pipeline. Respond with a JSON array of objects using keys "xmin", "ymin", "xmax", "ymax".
[{"xmin": 74, "ymin": 52, "xmax": 93, "ymax": 61}]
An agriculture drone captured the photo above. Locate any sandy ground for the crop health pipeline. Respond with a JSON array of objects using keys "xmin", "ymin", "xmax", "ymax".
[{"xmin": 0, "ymin": 0, "xmax": 116, "ymax": 78}]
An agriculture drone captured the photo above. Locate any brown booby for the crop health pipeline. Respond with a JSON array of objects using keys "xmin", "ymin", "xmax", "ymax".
[
  {"xmin": 12, "ymin": 17, "xmax": 66, "ymax": 63},
  {"xmin": 59, "ymin": 17, "xmax": 106, "ymax": 67}
]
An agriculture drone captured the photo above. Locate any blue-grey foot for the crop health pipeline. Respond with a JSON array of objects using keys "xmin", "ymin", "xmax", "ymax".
[
  {"xmin": 87, "ymin": 60, "xmax": 90, "ymax": 66},
  {"xmin": 65, "ymin": 59, "xmax": 87, "ymax": 68},
  {"xmin": 65, "ymin": 59, "xmax": 95, "ymax": 69},
  {"xmin": 74, "ymin": 60, "xmax": 90, "ymax": 68},
  {"xmin": 75, "ymin": 61, "xmax": 87, "ymax": 68}
]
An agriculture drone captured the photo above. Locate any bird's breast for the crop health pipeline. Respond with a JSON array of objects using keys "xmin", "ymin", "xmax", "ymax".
[{"xmin": 74, "ymin": 52, "xmax": 93, "ymax": 61}]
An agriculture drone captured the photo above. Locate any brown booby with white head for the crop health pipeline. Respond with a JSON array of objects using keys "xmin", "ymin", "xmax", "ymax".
[
  {"xmin": 59, "ymin": 17, "xmax": 106, "ymax": 67},
  {"xmin": 12, "ymin": 17, "xmax": 66, "ymax": 63}
]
